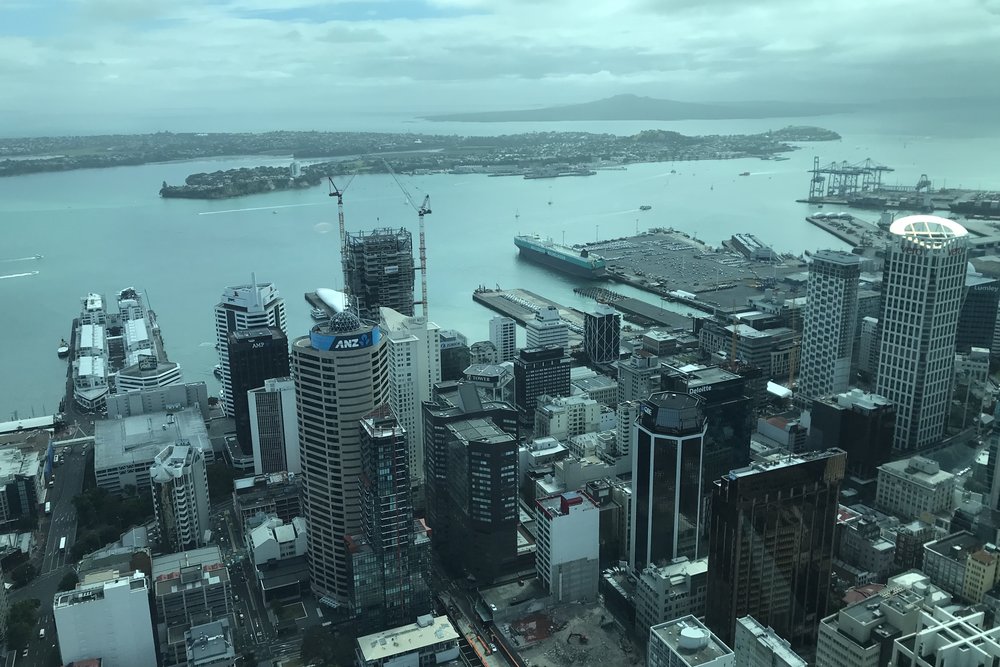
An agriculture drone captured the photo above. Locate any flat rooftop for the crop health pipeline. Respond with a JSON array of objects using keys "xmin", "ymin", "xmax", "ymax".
[
  {"xmin": 651, "ymin": 616, "xmax": 733, "ymax": 666},
  {"xmin": 95, "ymin": 407, "xmax": 209, "ymax": 471},
  {"xmin": 356, "ymin": 615, "xmax": 459, "ymax": 663}
]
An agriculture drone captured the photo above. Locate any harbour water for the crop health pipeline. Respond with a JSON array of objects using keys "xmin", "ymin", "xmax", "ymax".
[{"xmin": 3, "ymin": 109, "xmax": 1000, "ymax": 417}]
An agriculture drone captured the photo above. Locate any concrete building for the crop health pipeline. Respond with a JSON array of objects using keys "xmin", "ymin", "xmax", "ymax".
[
  {"xmin": 247, "ymin": 377, "xmax": 299, "ymax": 475},
  {"xmin": 526, "ymin": 305, "xmax": 569, "ymax": 350},
  {"xmin": 94, "ymin": 408, "xmax": 213, "ymax": 494},
  {"xmin": 889, "ymin": 606, "xmax": 1000, "ymax": 667},
  {"xmin": 618, "ymin": 351, "xmax": 661, "ymax": 402},
  {"xmin": 53, "ymin": 571, "xmax": 157, "ymax": 667},
  {"xmin": 232, "ymin": 471, "xmax": 301, "ymax": 535},
  {"xmin": 572, "ymin": 372, "xmax": 619, "ymax": 406},
  {"xmin": 489, "ymin": 316, "xmax": 517, "ymax": 363},
  {"xmin": 105, "ymin": 382, "xmax": 209, "ymax": 421},
  {"xmin": 734, "ymin": 616, "xmax": 805, "ymax": 667},
  {"xmin": 809, "ymin": 389, "xmax": 895, "ymax": 480},
  {"xmin": 649, "ymin": 616, "xmax": 735, "ymax": 667},
  {"xmin": 469, "ymin": 340, "xmax": 498, "ymax": 364},
  {"xmin": 0, "ymin": 447, "xmax": 42, "ymax": 526},
  {"xmin": 585, "ymin": 303, "xmax": 621, "ymax": 363},
  {"xmin": 875, "ymin": 456, "xmax": 955, "ymax": 521},
  {"xmin": 707, "ymin": 449, "xmax": 846, "ymax": 650},
  {"xmin": 815, "ymin": 586, "xmax": 924, "ymax": 667},
  {"xmin": 698, "ymin": 321, "xmax": 798, "ymax": 389},
  {"xmin": 462, "ymin": 363, "xmax": 514, "ymax": 403},
  {"xmin": 439, "ymin": 329, "xmax": 471, "ymax": 381},
  {"xmin": 380, "ymin": 307, "xmax": 442, "ymax": 486},
  {"xmin": 922, "ymin": 531, "xmax": 1000, "ymax": 602},
  {"xmin": 184, "ymin": 618, "xmax": 236, "ymax": 667},
  {"xmin": 857, "ymin": 316, "xmax": 880, "ymax": 377},
  {"xmin": 292, "ymin": 309, "xmax": 388, "ymax": 605},
  {"xmin": 514, "ymin": 346, "xmax": 571, "ymax": 427},
  {"xmin": 214, "ymin": 278, "xmax": 286, "ymax": 418},
  {"xmin": 534, "ymin": 491, "xmax": 600, "ymax": 603},
  {"xmin": 355, "ymin": 615, "xmax": 460, "ymax": 667},
  {"xmin": 227, "ymin": 326, "xmax": 289, "ymax": 452},
  {"xmin": 534, "ymin": 393, "xmax": 602, "ymax": 440},
  {"xmin": 876, "ymin": 216, "xmax": 969, "ymax": 451},
  {"xmin": 150, "ymin": 443, "xmax": 210, "ymax": 553},
  {"xmin": 636, "ymin": 557, "xmax": 708, "ymax": 637},
  {"xmin": 798, "ymin": 250, "xmax": 862, "ymax": 402},
  {"xmin": 248, "ymin": 516, "xmax": 307, "ymax": 566},
  {"xmin": 345, "ymin": 227, "xmax": 415, "ymax": 321}
]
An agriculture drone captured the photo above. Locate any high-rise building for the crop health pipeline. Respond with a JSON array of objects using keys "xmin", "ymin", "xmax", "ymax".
[
  {"xmin": 636, "ymin": 557, "xmax": 709, "ymax": 636},
  {"xmin": 857, "ymin": 316, "xmax": 880, "ymax": 377},
  {"xmin": 798, "ymin": 250, "xmax": 862, "ymax": 402},
  {"xmin": 584, "ymin": 304, "xmax": 621, "ymax": 363},
  {"xmin": 345, "ymin": 406, "xmax": 431, "ymax": 632},
  {"xmin": 489, "ymin": 316, "xmax": 517, "ymax": 362},
  {"xmin": 345, "ymin": 227, "xmax": 415, "ymax": 320},
  {"xmin": 151, "ymin": 443, "xmax": 211, "ymax": 553},
  {"xmin": 649, "ymin": 616, "xmax": 735, "ymax": 667},
  {"xmin": 706, "ymin": 448, "xmax": 846, "ymax": 651},
  {"xmin": 875, "ymin": 215, "xmax": 969, "ymax": 451},
  {"xmin": 535, "ymin": 491, "xmax": 600, "ymax": 603},
  {"xmin": 513, "ymin": 346, "xmax": 571, "ymax": 427},
  {"xmin": 809, "ymin": 389, "xmax": 894, "ymax": 480},
  {"xmin": 228, "ymin": 326, "xmax": 289, "ymax": 452},
  {"xmin": 439, "ymin": 329, "xmax": 471, "ymax": 381},
  {"xmin": 292, "ymin": 309, "xmax": 388, "ymax": 604},
  {"xmin": 875, "ymin": 456, "xmax": 955, "ymax": 521},
  {"xmin": 614, "ymin": 400, "xmax": 641, "ymax": 460},
  {"xmin": 526, "ymin": 305, "xmax": 569, "ymax": 350},
  {"xmin": 734, "ymin": 616, "xmax": 806, "ymax": 667},
  {"xmin": 248, "ymin": 377, "xmax": 299, "ymax": 475},
  {"xmin": 421, "ymin": 382, "xmax": 518, "ymax": 554},
  {"xmin": 957, "ymin": 272, "xmax": 1000, "ymax": 355},
  {"xmin": 53, "ymin": 571, "xmax": 157, "ymax": 667},
  {"xmin": 631, "ymin": 392, "xmax": 708, "ymax": 571},
  {"xmin": 381, "ymin": 308, "xmax": 441, "ymax": 485},
  {"xmin": 618, "ymin": 351, "xmax": 661, "ymax": 402},
  {"xmin": 214, "ymin": 278, "xmax": 287, "ymax": 417}
]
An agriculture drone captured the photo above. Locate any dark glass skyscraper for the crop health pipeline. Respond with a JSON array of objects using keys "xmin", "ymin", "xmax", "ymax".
[
  {"xmin": 584, "ymin": 304, "xmax": 620, "ymax": 364},
  {"xmin": 630, "ymin": 392, "xmax": 707, "ymax": 571},
  {"xmin": 957, "ymin": 273, "xmax": 1000, "ymax": 355},
  {"xmin": 706, "ymin": 448, "xmax": 846, "ymax": 651},
  {"xmin": 513, "ymin": 346, "xmax": 571, "ymax": 427},
  {"xmin": 227, "ymin": 327, "xmax": 289, "ymax": 453}
]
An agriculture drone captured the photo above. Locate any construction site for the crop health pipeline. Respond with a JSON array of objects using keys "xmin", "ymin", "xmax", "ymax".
[{"xmin": 345, "ymin": 227, "xmax": 416, "ymax": 320}]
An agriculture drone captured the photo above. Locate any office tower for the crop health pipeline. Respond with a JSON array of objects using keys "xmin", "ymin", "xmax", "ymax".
[
  {"xmin": 150, "ymin": 443, "xmax": 210, "ymax": 553},
  {"xmin": 513, "ymin": 346, "xmax": 571, "ymax": 427},
  {"xmin": 248, "ymin": 377, "xmax": 299, "ymax": 475},
  {"xmin": 381, "ymin": 307, "xmax": 442, "ymax": 485},
  {"xmin": 228, "ymin": 326, "xmax": 289, "ymax": 452},
  {"xmin": 958, "ymin": 272, "xmax": 1000, "ymax": 355},
  {"xmin": 618, "ymin": 351, "xmax": 661, "ymax": 402},
  {"xmin": 584, "ymin": 303, "xmax": 621, "ymax": 363},
  {"xmin": 662, "ymin": 365, "xmax": 752, "ymax": 491},
  {"xmin": 535, "ymin": 491, "xmax": 600, "ymax": 603},
  {"xmin": 346, "ymin": 406, "xmax": 430, "ymax": 632},
  {"xmin": 809, "ymin": 389, "xmax": 894, "ymax": 480},
  {"xmin": 614, "ymin": 400, "xmax": 640, "ymax": 459},
  {"xmin": 292, "ymin": 309, "xmax": 388, "ymax": 604},
  {"xmin": 54, "ymin": 571, "xmax": 157, "ymax": 667},
  {"xmin": 706, "ymin": 449, "xmax": 846, "ymax": 651},
  {"xmin": 345, "ymin": 227, "xmax": 415, "ymax": 320},
  {"xmin": 876, "ymin": 215, "xmax": 969, "ymax": 451},
  {"xmin": 462, "ymin": 363, "xmax": 514, "ymax": 403},
  {"xmin": 857, "ymin": 317, "xmax": 880, "ymax": 377},
  {"xmin": 798, "ymin": 250, "xmax": 862, "ymax": 402},
  {"xmin": 439, "ymin": 329, "xmax": 471, "ymax": 381},
  {"xmin": 490, "ymin": 316, "xmax": 517, "ymax": 362},
  {"xmin": 445, "ymin": 418, "xmax": 518, "ymax": 581},
  {"xmin": 422, "ymin": 382, "xmax": 518, "ymax": 555},
  {"xmin": 470, "ymin": 340, "xmax": 499, "ymax": 364},
  {"xmin": 526, "ymin": 305, "xmax": 569, "ymax": 349},
  {"xmin": 631, "ymin": 392, "xmax": 707, "ymax": 571},
  {"xmin": 649, "ymin": 616, "xmax": 735, "ymax": 667},
  {"xmin": 636, "ymin": 557, "xmax": 709, "ymax": 635},
  {"xmin": 734, "ymin": 616, "xmax": 805, "ymax": 667},
  {"xmin": 875, "ymin": 456, "xmax": 955, "ymax": 521},
  {"xmin": 215, "ymin": 278, "xmax": 287, "ymax": 417}
]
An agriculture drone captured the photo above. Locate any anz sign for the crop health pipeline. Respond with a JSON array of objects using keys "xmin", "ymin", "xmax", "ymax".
[{"xmin": 311, "ymin": 326, "xmax": 381, "ymax": 352}]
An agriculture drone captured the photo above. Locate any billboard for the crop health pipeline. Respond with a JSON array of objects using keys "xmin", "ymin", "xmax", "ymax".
[{"xmin": 310, "ymin": 326, "xmax": 381, "ymax": 352}]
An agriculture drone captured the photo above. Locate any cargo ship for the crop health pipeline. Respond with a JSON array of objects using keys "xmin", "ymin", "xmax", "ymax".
[
  {"xmin": 514, "ymin": 235, "xmax": 607, "ymax": 279},
  {"xmin": 950, "ymin": 194, "xmax": 1000, "ymax": 219}
]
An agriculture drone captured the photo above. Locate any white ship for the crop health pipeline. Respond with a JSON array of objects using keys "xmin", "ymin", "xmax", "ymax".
[{"xmin": 72, "ymin": 293, "xmax": 110, "ymax": 412}]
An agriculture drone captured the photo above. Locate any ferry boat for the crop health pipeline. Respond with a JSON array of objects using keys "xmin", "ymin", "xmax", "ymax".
[
  {"xmin": 213, "ymin": 364, "xmax": 224, "ymax": 380},
  {"xmin": 639, "ymin": 205, "xmax": 652, "ymax": 211},
  {"xmin": 56, "ymin": 340, "xmax": 70, "ymax": 358},
  {"xmin": 310, "ymin": 307, "xmax": 328, "ymax": 321},
  {"xmin": 514, "ymin": 235, "xmax": 607, "ymax": 279},
  {"xmin": 739, "ymin": 171, "xmax": 751, "ymax": 176}
]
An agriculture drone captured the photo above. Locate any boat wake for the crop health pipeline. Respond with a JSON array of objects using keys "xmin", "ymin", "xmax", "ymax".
[
  {"xmin": 0, "ymin": 271, "xmax": 39, "ymax": 280},
  {"xmin": 0, "ymin": 255, "xmax": 42, "ymax": 263},
  {"xmin": 198, "ymin": 202, "xmax": 324, "ymax": 216}
]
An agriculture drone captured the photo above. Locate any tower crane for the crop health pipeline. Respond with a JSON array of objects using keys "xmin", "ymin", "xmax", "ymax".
[
  {"xmin": 327, "ymin": 175, "xmax": 355, "ymax": 297},
  {"xmin": 383, "ymin": 160, "xmax": 432, "ymax": 318}
]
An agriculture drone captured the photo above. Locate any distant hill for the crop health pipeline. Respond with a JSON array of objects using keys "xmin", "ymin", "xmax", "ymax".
[{"xmin": 423, "ymin": 94, "xmax": 855, "ymax": 122}]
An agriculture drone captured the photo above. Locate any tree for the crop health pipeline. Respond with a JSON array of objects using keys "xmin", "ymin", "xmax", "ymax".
[
  {"xmin": 206, "ymin": 463, "xmax": 237, "ymax": 502},
  {"xmin": 240, "ymin": 651, "xmax": 257, "ymax": 667},
  {"xmin": 10, "ymin": 562, "xmax": 38, "ymax": 587},
  {"xmin": 301, "ymin": 626, "xmax": 356, "ymax": 667},
  {"xmin": 58, "ymin": 571, "xmax": 79, "ymax": 592},
  {"xmin": 6, "ymin": 599, "xmax": 40, "ymax": 650}
]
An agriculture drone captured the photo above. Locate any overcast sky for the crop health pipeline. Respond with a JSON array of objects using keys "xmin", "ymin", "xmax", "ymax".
[{"xmin": 3, "ymin": 0, "xmax": 999, "ymax": 134}]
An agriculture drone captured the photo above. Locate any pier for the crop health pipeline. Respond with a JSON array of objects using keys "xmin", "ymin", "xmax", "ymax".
[
  {"xmin": 804, "ymin": 215, "xmax": 883, "ymax": 248},
  {"xmin": 472, "ymin": 288, "xmax": 586, "ymax": 342}
]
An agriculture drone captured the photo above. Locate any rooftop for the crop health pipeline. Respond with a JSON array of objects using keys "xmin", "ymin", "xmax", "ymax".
[
  {"xmin": 152, "ymin": 546, "xmax": 228, "ymax": 596},
  {"xmin": 0, "ymin": 447, "xmax": 40, "ymax": 481},
  {"xmin": 447, "ymin": 417, "xmax": 512, "ymax": 445},
  {"xmin": 890, "ymin": 214, "xmax": 968, "ymax": 246},
  {"xmin": 185, "ymin": 619, "xmax": 234, "ymax": 665},
  {"xmin": 736, "ymin": 616, "xmax": 805, "ymax": 666},
  {"xmin": 878, "ymin": 456, "xmax": 954, "ymax": 487},
  {"xmin": 925, "ymin": 531, "xmax": 994, "ymax": 565},
  {"xmin": 95, "ymin": 408, "xmax": 209, "ymax": 471},
  {"xmin": 730, "ymin": 448, "xmax": 846, "ymax": 478},
  {"xmin": 356, "ymin": 615, "xmax": 459, "ymax": 662},
  {"xmin": 650, "ymin": 615, "xmax": 733, "ymax": 666}
]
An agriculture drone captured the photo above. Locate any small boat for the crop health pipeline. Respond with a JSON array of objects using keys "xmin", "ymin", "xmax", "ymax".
[
  {"xmin": 310, "ymin": 307, "xmax": 327, "ymax": 321},
  {"xmin": 34, "ymin": 254, "xmax": 43, "ymax": 260},
  {"xmin": 639, "ymin": 205, "xmax": 652, "ymax": 211},
  {"xmin": 739, "ymin": 171, "xmax": 751, "ymax": 177},
  {"xmin": 57, "ymin": 339, "xmax": 70, "ymax": 358},
  {"xmin": 213, "ymin": 364, "xmax": 223, "ymax": 380}
]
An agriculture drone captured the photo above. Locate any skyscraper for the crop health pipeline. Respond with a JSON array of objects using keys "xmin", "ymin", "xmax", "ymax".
[
  {"xmin": 798, "ymin": 250, "xmax": 862, "ymax": 403},
  {"xmin": 489, "ymin": 316, "xmax": 517, "ymax": 363},
  {"xmin": 706, "ymin": 448, "xmax": 846, "ymax": 650},
  {"xmin": 513, "ymin": 346, "xmax": 571, "ymax": 427},
  {"xmin": 584, "ymin": 303, "xmax": 621, "ymax": 363},
  {"xmin": 875, "ymin": 215, "xmax": 969, "ymax": 451},
  {"xmin": 957, "ymin": 272, "xmax": 1000, "ymax": 355},
  {"xmin": 150, "ymin": 443, "xmax": 210, "ymax": 553},
  {"xmin": 292, "ymin": 308, "xmax": 388, "ymax": 604},
  {"xmin": 227, "ymin": 327, "xmax": 289, "ymax": 452},
  {"xmin": 345, "ymin": 406, "xmax": 431, "ymax": 632},
  {"xmin": 631, "ymin": 392, "xmax": 707, "ymax": 571},
  {"xmin": 526, "ymin": 305, "xmax": 569, "ymax": 350},
  {"xmin": 808, "ymin": 389, "xmax": 894, "ymax": 480},
  {"xmin": 248, "ymin": 377, "xmax": 299, "ymax": 475},
  {"xmin": 214, "ymin": 278, "xmax": 287, "ymax": 417},
  {"xmin": 345, "ymin": 227, "xmax": 415, "ymax": 321},
  {"xmin": 439, "ymin": 329, "xmax": 471, "ymax": 381}
]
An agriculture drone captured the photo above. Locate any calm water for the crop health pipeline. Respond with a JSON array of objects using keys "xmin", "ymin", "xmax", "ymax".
[{"xmin": 3, "ymin": 110, "xmax": 1000, "ymax": 418}]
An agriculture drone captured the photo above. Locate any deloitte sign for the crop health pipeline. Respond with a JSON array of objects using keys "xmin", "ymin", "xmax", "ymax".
[{"xmin": 310, "ymin": 326, "xmax": 381, "ymax": 352}]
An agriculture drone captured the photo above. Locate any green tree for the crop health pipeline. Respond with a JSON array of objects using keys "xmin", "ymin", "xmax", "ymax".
[
  {"xmin": 6, "ymin": 599, "xmax": 40, "ymax": 650},
  {"xmin": 10, "ymin": 562, "xmax": 38, "ymax": 587},
  {"xmin": 206, "ymin": 463, "xmax": 237, "ymax": 502},
  {"xmin": 301, "ymin": 626, "xmax": 355, "ymax": 667},
  {"xmin": 57, "ymin": 571, "xmax": 79, "ymax": 592}
]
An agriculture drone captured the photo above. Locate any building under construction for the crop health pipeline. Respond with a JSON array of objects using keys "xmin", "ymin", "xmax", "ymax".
[{"xmin": 345, "ymin": 227, "xmax": 415, "ymax": 320}]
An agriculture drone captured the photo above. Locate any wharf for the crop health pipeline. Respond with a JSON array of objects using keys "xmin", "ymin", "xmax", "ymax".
[
  {"xmin": 804, "ymin": 215, "xmax": 884, "ymax": 248},
  {"xmin": 472, "ymin": 288, "xmax": 586, "ymax": 341},
  {"xmin": 612, "ymin": 298, "xmax": 695, "ymax": 329}
]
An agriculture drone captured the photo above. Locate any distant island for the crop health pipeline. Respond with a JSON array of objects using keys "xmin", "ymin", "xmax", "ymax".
[
  {"xmin": 423, "ymin": 94, "xmax": 855, "ymax": 122},
  {"xmin": 158, "ymin": 126, "xmax": 840, "ymax": 200}
]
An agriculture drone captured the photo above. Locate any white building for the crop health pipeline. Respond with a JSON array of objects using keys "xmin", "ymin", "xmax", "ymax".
[
  {"xmin": 734, "ymin": 616, "xmax": 805, "ymax": 667},
  {"xmin": 490, "ymin": 316, "xmax": 517, "ymax": 362},
  {"xmin": 248, "ymin": 516, "xmax": 307, "ymax": 566},
  {"xmin": 649, "ymin": 615, "xmax": 735, "ymax": 667},
  {"xmin": 534, "ymin": 393, "xmax": 603, "ymax": 440},
  {"xmin": 151, "ymin": 443, "xmax": 211, "ymax": 553},
  {"xmin": 534, "ymin": 491, "xmax": 600, "ymax": 603},
  {"xmin": 381, "ymin": 307, "xmax": 442, "ymax": 485},
  {"xmin": 248, "ymin": 377, "xmax": 299, "ymax": 475},
  {"xmin": 355, "ymin": 615, "xmax": 460, "ymax": 667},
  {"xmin": 53, "ymin": 570, "xmax": 157, "ymax": 667},
  {"xmin": 876, "ymin": 216, "xmax": 969, "ymax": 451},
  {"xmin": 798, "ymin": 250, "xmax": 861, "ymax": 402},
  {"xmin": 185, "ymin": 618, "xmax": 236, "ymax": 667},
  {"xmin": 636, "ymin": 557, "xmax": 708, "ymax": 636},
  {"xmin": 876, "ymin": 456, "xmax": 956, "ymax": 521},
  {"xmin": 214, "ymin": 277, "xmax": 287, "ymax": 417},
  {"xmin": 618, "ymin": 351, "xmax": 660, "ymax": 403},
  {"xmin": 890, "ymin": 606, "xmax": 1000, "ymax": 666},
  {"xmin": 526, "ymin": 305, "xmax": 569, "ymax": 350}
]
